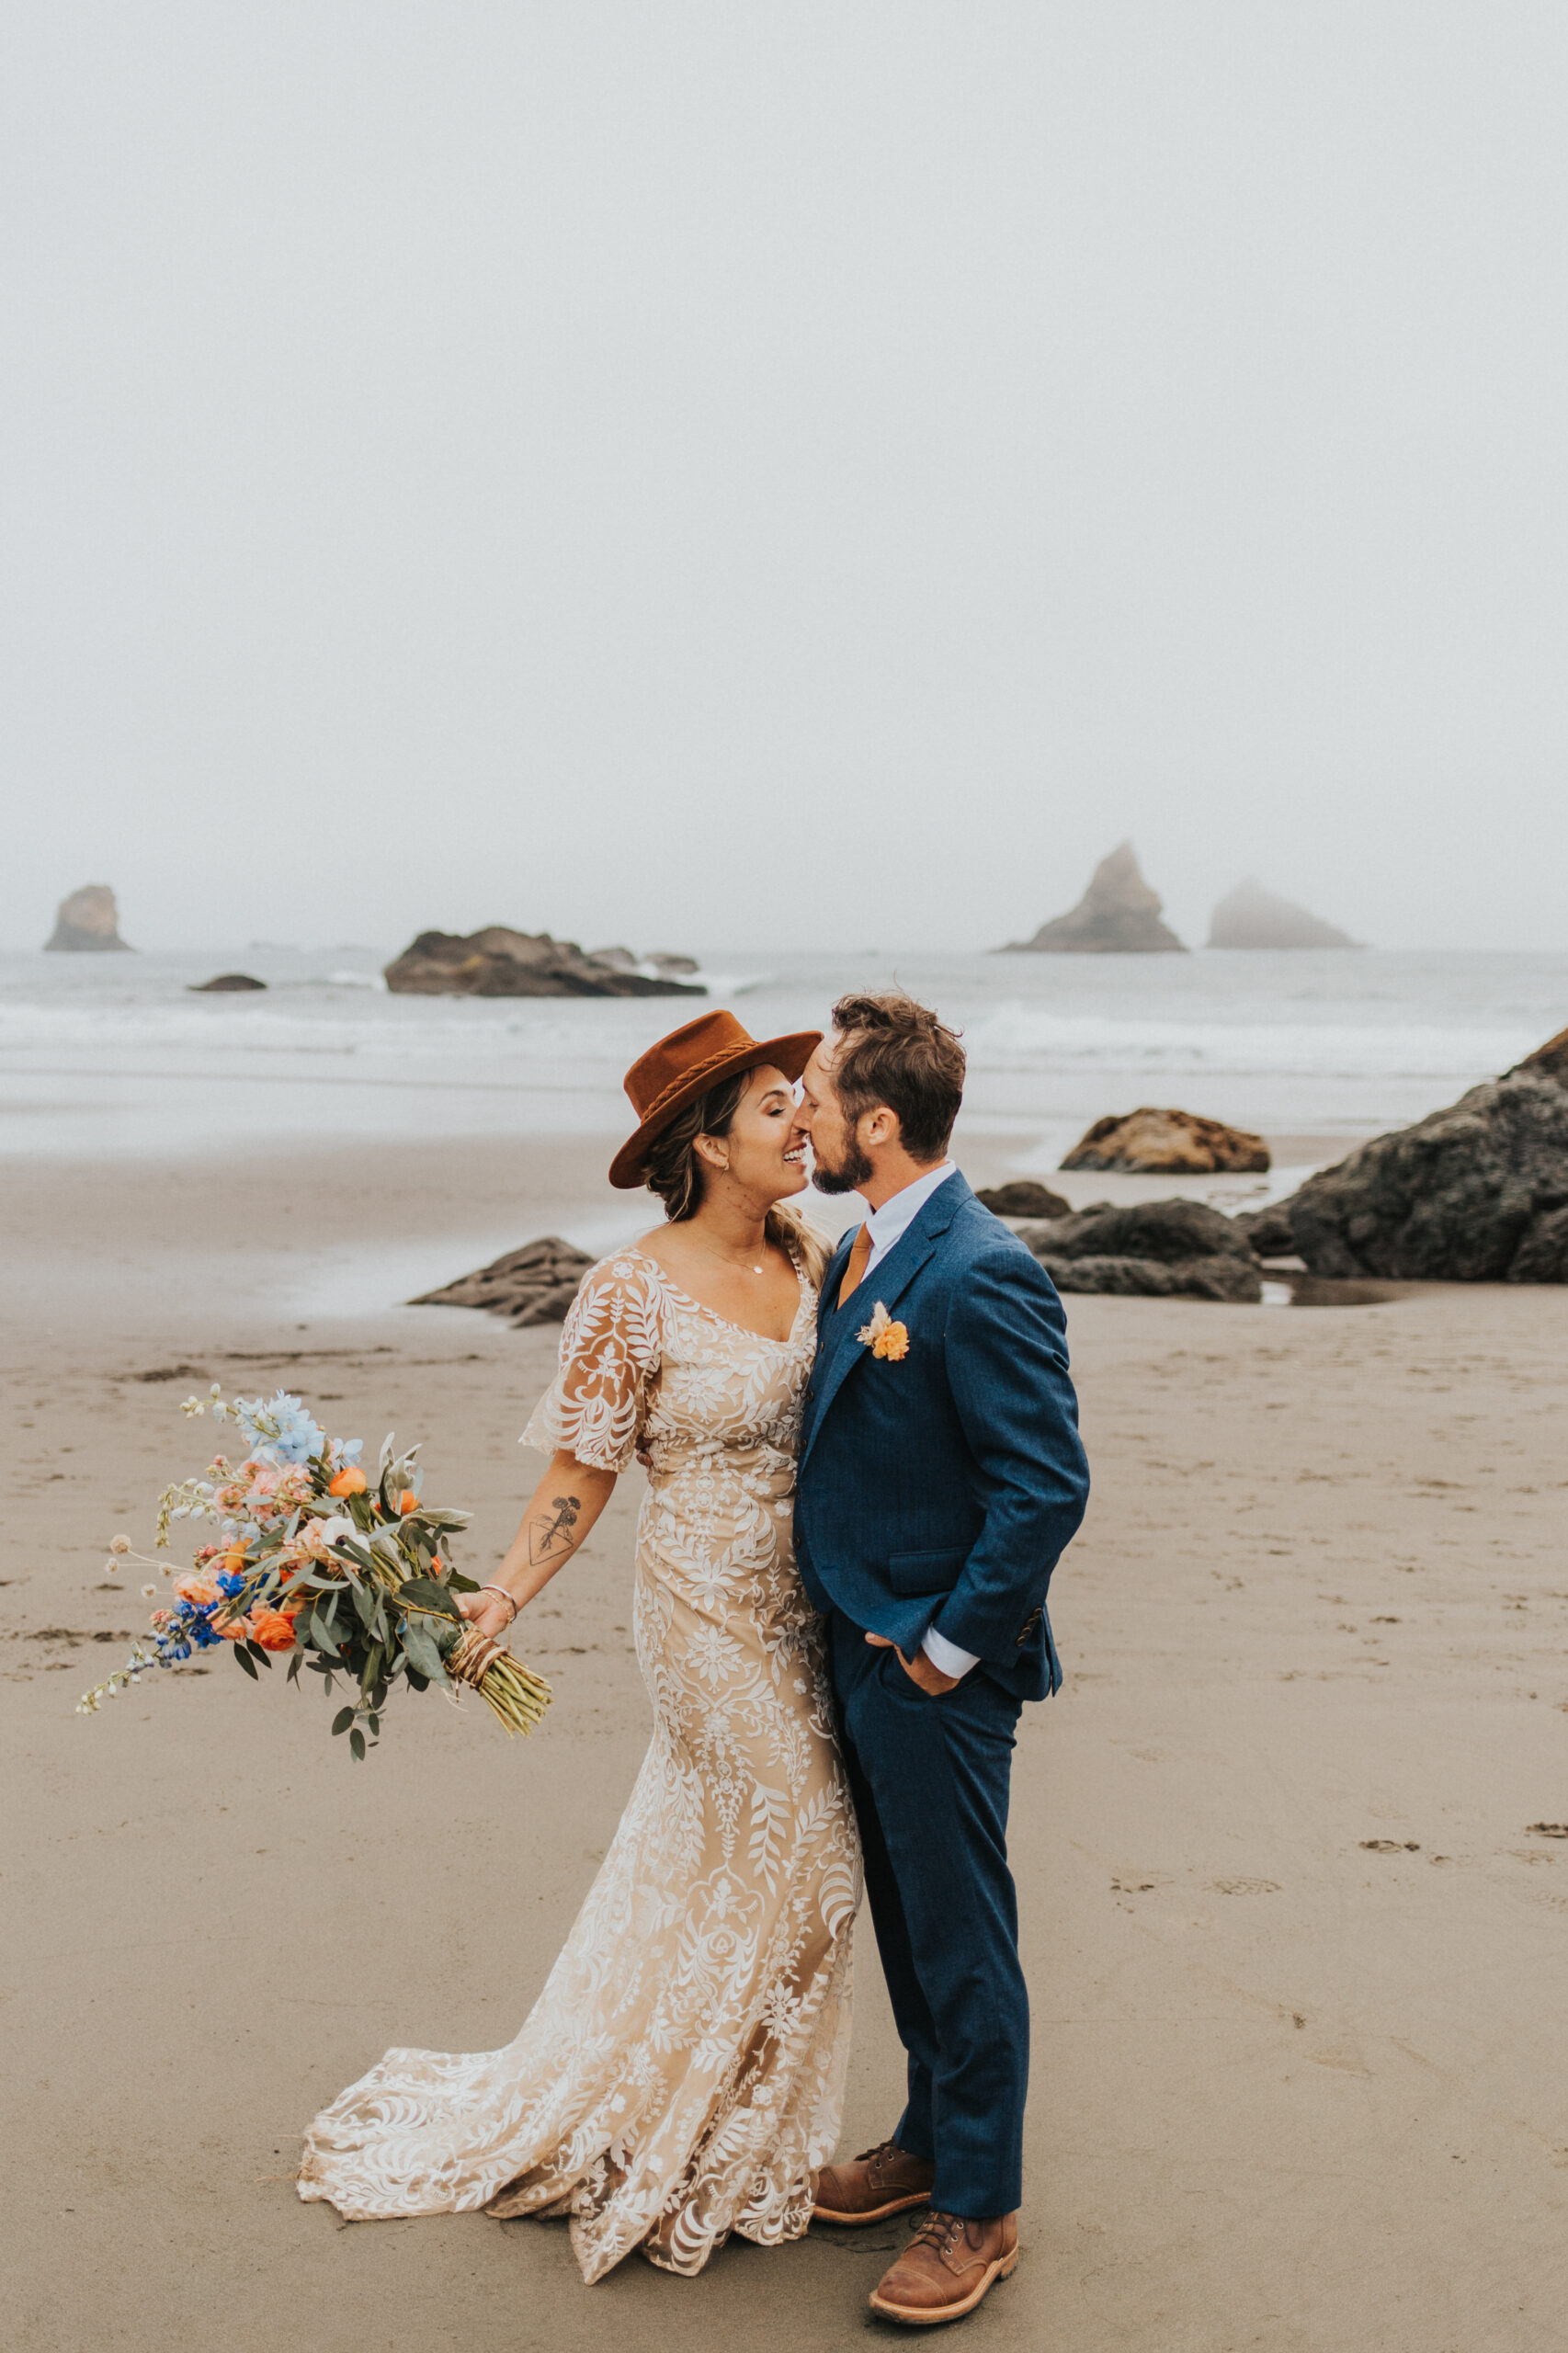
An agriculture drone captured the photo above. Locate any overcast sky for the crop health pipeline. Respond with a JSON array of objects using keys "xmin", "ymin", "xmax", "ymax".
[{"xmin": 5, "ymin": 5, "xmax": 1567, "ymax": 955}]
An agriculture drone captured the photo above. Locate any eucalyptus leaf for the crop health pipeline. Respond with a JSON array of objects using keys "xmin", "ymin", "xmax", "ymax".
[
  {"xmin": 401, "ymin": 1623, "xmax": 449, "ymax": 1685},
  {"xmin": 233, "ymin": 1643, "xmax": 259, "ymax": 1680},
  {"xmin": 398, "ymin": 1577, "xmax": 462, "ymax": 1622},
  {"xmin": 332, "ymin": 1707, "xmax": 355, "ymax": 1736},
  {"xmin": 246, "ymin": 1640, "xmax": 273, "ymax": 1670},
  {"xmin": 349, "ymin": 1728, "xmax": 366, "ymax": 1762}
]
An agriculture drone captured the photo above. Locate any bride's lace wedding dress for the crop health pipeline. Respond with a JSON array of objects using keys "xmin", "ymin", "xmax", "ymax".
[{"xmin": 299, "ymin": 1233, "xmax": 859, "ymax": 2283}]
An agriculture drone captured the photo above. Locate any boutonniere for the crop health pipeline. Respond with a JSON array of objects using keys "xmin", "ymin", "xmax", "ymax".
[{"xmin": 858, "ymin": 1302, "xmax": 909, "ymax": 1360}]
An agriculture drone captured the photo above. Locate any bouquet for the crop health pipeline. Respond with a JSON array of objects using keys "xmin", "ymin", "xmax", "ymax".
[{"xmin": 77, "ymin": 1387, "xmax": 550, "ymax": 1759}]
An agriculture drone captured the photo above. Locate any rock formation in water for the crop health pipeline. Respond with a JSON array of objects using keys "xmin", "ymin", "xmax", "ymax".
[
  {"xmin": 588, "ymin": 947, "xmax": 702, "ymax": 979},
  {"xmin": 1001, "ymin": 842, "xmax": 1187, "ymax": 954},
  {"xmin": 44, "ymin": 884, "xmax": 131, "ymax": 952},
  {"xmin": 410, "ymin": 1235, "xmax": 596, "ymax": 1325},
  {"xmin": 383, "ymin": 926, "xmax": 704, "ymax": 998},
  {"xmin": 1062, "ymin": 1108, "xmax": 1269, "ymax": 1174},
  {"xmin": 1209, "ymin": 878, "xmax": 1362, "ymax": 950},
  {"xmin": 187, "ymin": 972, "xmax": 267, "ymax": 992},
  {"xmin": 975, "ymin": 1180, "xmax": 1070, "ymax": 1219},
  {"xmin": 1240, "ymin": 1025, "xmax": 1568, "ymax": 1281},
  {"xmin": 1018, "ymin": 1196, "xmax": 1263, "ymax": 1302}
]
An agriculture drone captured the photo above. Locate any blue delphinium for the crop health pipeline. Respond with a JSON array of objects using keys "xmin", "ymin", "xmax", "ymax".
[{"xmin": 235, "ymin": 1391, "xmax": 326, "ymax": 1466}]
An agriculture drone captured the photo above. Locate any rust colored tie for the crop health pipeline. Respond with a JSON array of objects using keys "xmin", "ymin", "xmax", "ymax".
[{"xmin": 837, "ymin": 1221, "xmax": 873, "ymax": 1308}]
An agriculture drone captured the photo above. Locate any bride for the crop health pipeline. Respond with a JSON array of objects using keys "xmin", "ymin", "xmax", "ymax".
[{"xmin": 299, "ymin": 1011, "xmax": 860, "ymax": 2284}]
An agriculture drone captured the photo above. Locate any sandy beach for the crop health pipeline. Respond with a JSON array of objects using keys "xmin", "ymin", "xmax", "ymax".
[{"xmin": 5, "ymin": 1133, "xmax": 1565, "ymax": 2352}]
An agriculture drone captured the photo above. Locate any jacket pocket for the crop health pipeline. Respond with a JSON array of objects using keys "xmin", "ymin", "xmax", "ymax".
[{"xmin": 886, "ymin": 1545, "xmax": 969, "ymax": 1596}]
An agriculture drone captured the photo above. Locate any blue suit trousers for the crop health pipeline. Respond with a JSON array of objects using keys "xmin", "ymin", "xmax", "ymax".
[{"xmin": 829, "ymin": 1610, "xmax": 1028, "ymax": 2218}]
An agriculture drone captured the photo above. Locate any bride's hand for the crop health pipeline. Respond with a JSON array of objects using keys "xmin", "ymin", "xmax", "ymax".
[{"xmin": 459, "ymin": 1587, "xmax": 517, "ymax": 1643}]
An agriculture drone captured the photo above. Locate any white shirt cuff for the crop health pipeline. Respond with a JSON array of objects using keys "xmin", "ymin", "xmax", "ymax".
[{"xmin": 921, "ymin": 1626, "xmax": 979, "ymax": 1681}]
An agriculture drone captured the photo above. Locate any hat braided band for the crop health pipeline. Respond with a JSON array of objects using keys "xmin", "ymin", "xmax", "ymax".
[{"xmin": 636, "ymin": 1041, "xmax": 769, "ymax": 1131}]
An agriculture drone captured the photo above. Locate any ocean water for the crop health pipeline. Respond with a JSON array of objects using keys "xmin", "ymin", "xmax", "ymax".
[{"xmin": 3, "ymin": 943, "xmax": 1563, "ymax": 1175}]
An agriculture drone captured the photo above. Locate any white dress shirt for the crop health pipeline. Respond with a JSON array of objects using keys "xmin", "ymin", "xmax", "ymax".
[{"xmin": 847, "ymin": 1162, "xmax": 977, "ymax": 1683}]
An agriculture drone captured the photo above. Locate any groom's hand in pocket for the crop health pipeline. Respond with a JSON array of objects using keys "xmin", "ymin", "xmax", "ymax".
[{"xmin": 864, "ymin": 1631, "xmax": 960, "ymax": 1696}]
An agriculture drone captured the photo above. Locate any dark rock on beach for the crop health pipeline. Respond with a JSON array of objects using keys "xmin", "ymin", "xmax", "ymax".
[
  {"xmin": 1233, "ymin": 1201, "xmax": 1298, "ymax": 1259},
  {"xmin": 1249, "ymin": 1025, "xmax": 1568, "ymax": 1282},
  {"xmin": 384, "ymin": 927, "xmax": 704, "ymax": 998},
  {"xmin": 410, "ymin": 1236, "xmax": 597, "ymax": 1325},
  {"xmin": 1001, "ymin": 842, "xmax": 1187, "ymax": 954},
  {"xmin": 44, "ymin": 883, "xmax": 132, "ymax": 952},
  {"xmin": 1208, "ymin": 877, "xmax": 1363, "ymax": 950},
  {"xmin": 187, "ymin": 972, "xmax": 267, "ymax": 992},
  {"xmin": 1062, "ymin": 1108, "xmax": 1269, "ymax": 1174},
  {"xmin": 1034, "ymin": 1251, "xmax": 1263, "ymax": 1302},
  {"xmin": 1019, "ymin": 1196, "xmax": 1264, "ymax": 1303},
  {"xmin": 975, "ymin": 1180, "xmax": 1071, "ymax": 1220}
]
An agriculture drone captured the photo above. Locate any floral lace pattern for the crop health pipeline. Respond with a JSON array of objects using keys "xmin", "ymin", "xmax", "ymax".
[{"xmin": 299, "ymin": 1242, "xmax": 859, "ymax": 2283}]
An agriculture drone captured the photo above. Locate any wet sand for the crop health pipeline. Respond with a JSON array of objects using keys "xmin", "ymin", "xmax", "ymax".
[{"xmin": 4, "ymin": 1138, "xmax": 1565, "ymax": 2352}]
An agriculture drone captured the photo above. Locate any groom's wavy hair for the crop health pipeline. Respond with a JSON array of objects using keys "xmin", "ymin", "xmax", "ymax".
[{"xmin": 829, "ymin": 991, "xmax": 965, "ymax": 1162}]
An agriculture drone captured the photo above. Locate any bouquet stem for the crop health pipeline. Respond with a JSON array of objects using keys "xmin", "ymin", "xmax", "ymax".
[{"xmin": 447, "ymin": 1625, "xmax": 552, "ymax": 1734}]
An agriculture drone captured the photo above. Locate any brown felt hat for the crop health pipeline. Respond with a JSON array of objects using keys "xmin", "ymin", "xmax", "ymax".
[{"xmin": 608, "ymin": 1008, "xmax": 823, "ymax": 1189}]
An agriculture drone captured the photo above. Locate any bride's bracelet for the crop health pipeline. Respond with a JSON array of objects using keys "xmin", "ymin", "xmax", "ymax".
[{"xmin": 478, "ymin": 1583, "xmax": 519, "ymax": 1628}]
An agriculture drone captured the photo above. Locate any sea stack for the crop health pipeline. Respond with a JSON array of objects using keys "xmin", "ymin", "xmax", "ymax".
[
  {"xmin": 1002, "ymin": 842, "xmax": 1187, "ymax": 954},
  {"xmin": 383, "ymin": 926, "xmax": 704, "ymax": 998},
  {"xmin": 1209, "ymin": 878, "xmax": 1362, "ymax": 950},
  {"xmin": 44, "ymin": 884, "xmax": 132, "ymax": 952}
]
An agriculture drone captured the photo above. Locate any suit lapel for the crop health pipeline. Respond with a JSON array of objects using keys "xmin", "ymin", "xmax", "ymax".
[{"xmin": 801, "ymin": 1173, "xmax": 969, "ymax": 1465}]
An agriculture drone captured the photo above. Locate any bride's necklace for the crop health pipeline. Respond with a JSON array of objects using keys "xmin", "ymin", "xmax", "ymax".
[{"xmin": 692, "ymin": 1233, "xmax": 770, "ymax": 1278}]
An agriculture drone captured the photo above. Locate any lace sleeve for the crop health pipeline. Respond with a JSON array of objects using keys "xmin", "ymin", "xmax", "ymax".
[{"xmin": 520, "ymin": 1255, "xmax": 663, "ymax": 1473}]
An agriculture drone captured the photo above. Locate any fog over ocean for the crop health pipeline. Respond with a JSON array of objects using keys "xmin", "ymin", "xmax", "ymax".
[{"xmin": 5, "ymin": 945, "xmax": 1562, "ymax": 1176}]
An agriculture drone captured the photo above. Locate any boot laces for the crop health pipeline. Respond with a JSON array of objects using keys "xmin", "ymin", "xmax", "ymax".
[{"xmin": 910, "ymin": 2209, "xmax": 965, "ymax": 2256}]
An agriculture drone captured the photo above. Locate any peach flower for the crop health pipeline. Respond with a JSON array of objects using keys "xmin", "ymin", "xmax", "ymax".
[
  {"xmin": 327, "ymin": 1466, "xmax": 367, "ymax": 1498},
  {"xmin": 249, "ymin": 1608, "xmax": 299, "ymax": 1651}
]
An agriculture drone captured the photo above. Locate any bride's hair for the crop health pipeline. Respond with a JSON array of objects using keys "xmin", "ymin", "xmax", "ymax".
[
  {"xmin": 642, "ymin": 1069, "xmax": 751, "ymax": 1222},
  {"xmin": 642, "ymin": 1066, "xmax": 831, "ymax": 1287}
]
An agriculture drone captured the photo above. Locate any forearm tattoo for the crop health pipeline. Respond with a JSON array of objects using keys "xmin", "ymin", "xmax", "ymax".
[{"xmin": 527, "ymin": 1493, "xmax": 583, "ymax": 1568}]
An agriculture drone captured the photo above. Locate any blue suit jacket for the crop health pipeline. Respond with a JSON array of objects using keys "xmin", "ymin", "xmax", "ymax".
[{"xmin": 794, "ymin": 1172, "xmax": 1089, "ymax": 1702}]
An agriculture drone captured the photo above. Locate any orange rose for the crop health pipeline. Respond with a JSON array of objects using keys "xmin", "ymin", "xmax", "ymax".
[
  {"xmin": 327, "ymin": 1466, "xmax": 367, "ymax": 1497},
  {"xmin": 173, "ymin": 1572, "xmax": 221, "ymax": 1607},
  {"xmin": 872, "ymin": 1321, "xmax": 909, "ymax": 1360},
  {"xmin": 249, "ymin": 1607, "xmax": 299, "ymax": 1651},
  {"xmin": 216, "ymin": 1611, "xmax": 252, "ymax": 1643},
  {"xmin": 396, "ymin": 1489, "xmax": 418, "ymax": 1516}
]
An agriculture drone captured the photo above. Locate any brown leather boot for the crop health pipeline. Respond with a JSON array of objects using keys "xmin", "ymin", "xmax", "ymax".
[
  {"xmin": 869, "ymin": 2209, "xmax": 1019, "ymax": 2325},
  {"xmin": 812, "ymin": 2137, "xmax": 936, "ymax": 2225}
]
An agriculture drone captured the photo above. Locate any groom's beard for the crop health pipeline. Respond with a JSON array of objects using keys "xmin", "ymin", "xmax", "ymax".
[{"xmin": 810, "ymin": 1134, "xmax": 874, "ymax": 1195}]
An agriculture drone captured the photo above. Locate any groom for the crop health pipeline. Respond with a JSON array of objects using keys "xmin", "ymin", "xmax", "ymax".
[{"xmin": 792, "ymin": 992, "xmax": 1089, "ymax": 2327}]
